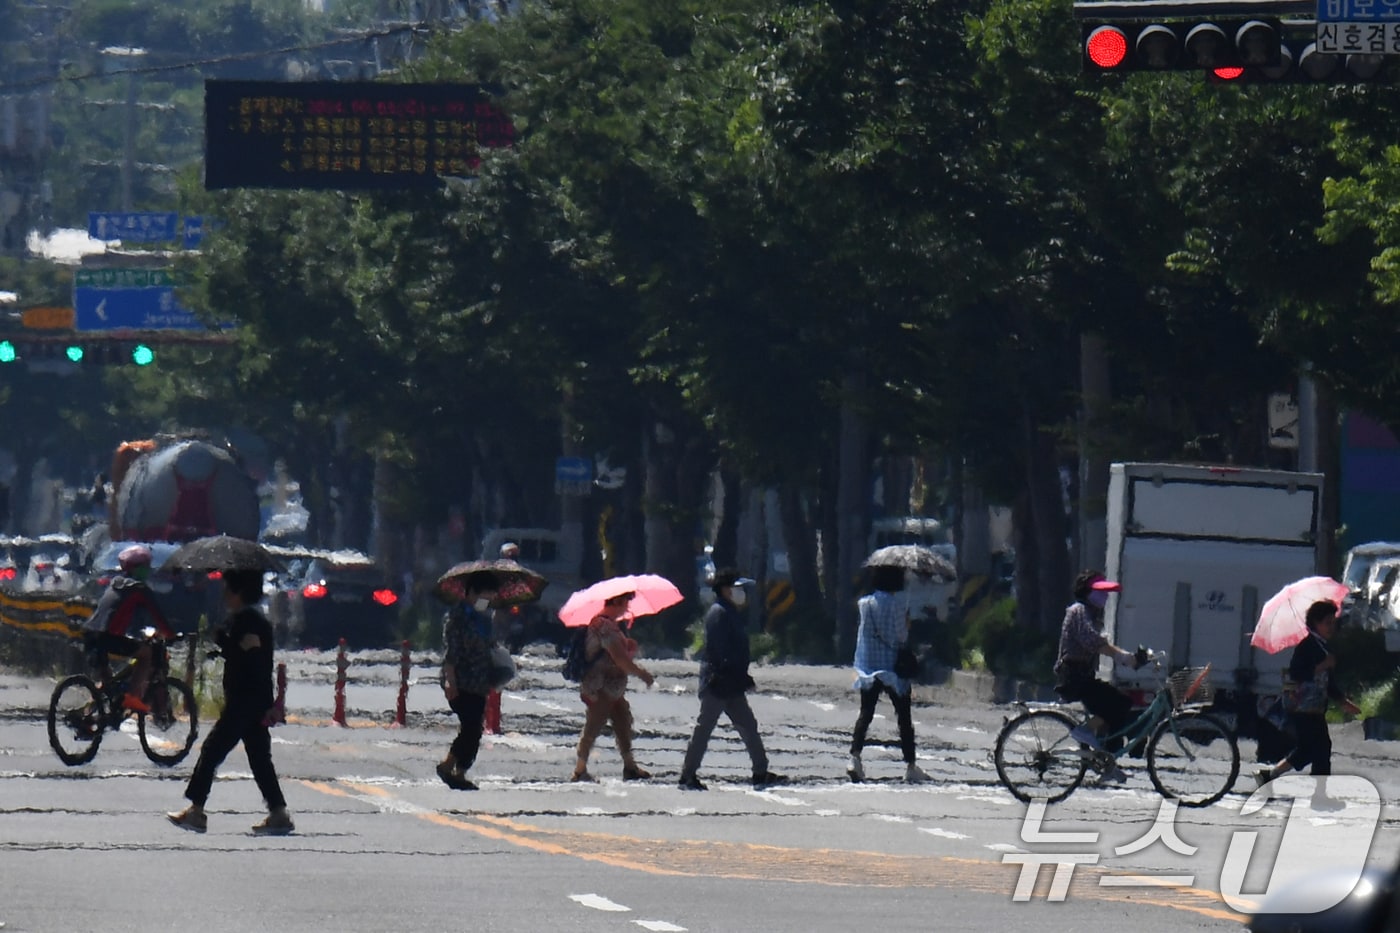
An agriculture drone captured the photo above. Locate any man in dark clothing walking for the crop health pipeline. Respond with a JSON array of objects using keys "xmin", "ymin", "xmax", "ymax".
[
  {"xmin": 168, "ymin": 568, "xmax": 293, "ymax": 835},
  {"xmin": 678, "ymin": 568, "xmax": 785, "ymax": 790}
]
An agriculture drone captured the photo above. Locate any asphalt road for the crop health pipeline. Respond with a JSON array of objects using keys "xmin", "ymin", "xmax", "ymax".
[{"xmin": 2, "ymin": 647, "xmax": 1398, "ymax": 932}]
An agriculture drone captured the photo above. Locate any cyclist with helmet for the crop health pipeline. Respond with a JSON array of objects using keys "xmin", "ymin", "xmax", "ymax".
[{"xmin": 81, "ymin": 544, "xmax": 176, "ymax": 712}]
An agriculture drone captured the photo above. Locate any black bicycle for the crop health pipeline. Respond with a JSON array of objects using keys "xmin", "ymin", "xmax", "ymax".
[{"xmin": 47, "ymin": 629, "xmax": 199, "ymax": 767}]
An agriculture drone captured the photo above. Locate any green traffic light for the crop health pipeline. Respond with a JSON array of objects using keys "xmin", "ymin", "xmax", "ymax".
[
  {"xmin": 0, "ymin": 340, "xmax": 14, "ymax": 363},
  {"xmin": 65, "ymin": 345, "xmax": 84, "ymax": 363},
  {"xmin": 131, "ymin": 343, "xmax": 154, "ymax": 366}
]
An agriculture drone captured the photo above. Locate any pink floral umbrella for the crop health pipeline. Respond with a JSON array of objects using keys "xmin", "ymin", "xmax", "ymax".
[
  {"xmin": 558, "ymin": 574, "xmax": 684, "ymax": 628},
  {"xmin": 1250, "ymin": 575, "xmax": 1350, "ymax": 654}
]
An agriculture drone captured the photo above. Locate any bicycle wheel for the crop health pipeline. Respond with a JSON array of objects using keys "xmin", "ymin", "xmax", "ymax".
[
  {"xmin": 138, "ymin": 677, "xmax": 198, "ymax": 766},
  {"xmin": 1146, "ymin": 711, "xmax": 1239, "ymax": 807},
  {"xmin": 994, "ymin": 709, "xmax": 1088, "ymax": 803},
  {"xmin": 47, "ymin": 675, "xmax": 106, "ymax": 766}
]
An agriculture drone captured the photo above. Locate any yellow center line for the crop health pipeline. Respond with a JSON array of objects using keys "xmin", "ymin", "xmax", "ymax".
[{"xmin": 301, "ymin": 779, "xmax": 1247, "ymax": 924}]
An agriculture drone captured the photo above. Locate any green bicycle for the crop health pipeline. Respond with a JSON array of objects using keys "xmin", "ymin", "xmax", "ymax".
[{"xmin": 993, "ymin": 651, "xmax": 1240, "ymax": 807}]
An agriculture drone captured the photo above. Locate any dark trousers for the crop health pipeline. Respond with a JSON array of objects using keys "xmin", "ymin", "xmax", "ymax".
[
  {"xmin": 184, "ymin": 705, "xmax": 285, "ymax": 810},
  {"xmin": 1285, "ymin": 712, "xmax": 1333, "ymax": 775},
  {"xmin": 448, "ymin": 691, "xmax": 487, "ymax": 769},
  {"xmin": 1058, "ymin": 676, "xmax": 1134, "ymax": 750},
  {"xmin": 851, "ymin": 682, "xmax": 916, "ymax": 764},
  {"xmin": 681, "ymin": 689, "xmax": 769, "ymax": 778}
]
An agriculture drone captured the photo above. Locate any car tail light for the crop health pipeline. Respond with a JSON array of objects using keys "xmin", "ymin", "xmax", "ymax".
[
  {"xmin": 372, "ymin": 589, "xmax": 398, "ymax": 607},
  {"xmin": 302, "ymin": 582, "xmax": 327, "ymax": 599},
  {"xmin": 208, "ymin": 571, "xmax": 222, "ymax": 580},
  {"xmin": 0, "ymin": 567, "xmax": 14, "ymax": 581},
  {"xmin": 97, "ymin": 576, "xmax": 111, "ymax": 587}
]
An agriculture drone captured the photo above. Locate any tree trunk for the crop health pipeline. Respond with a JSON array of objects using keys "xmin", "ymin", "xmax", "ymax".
[
  {"xmin": 834, "ymin": 371, "xmax": 871, "ymax": 658},
  {"xmin": 1078, "ymin": 332, "xmax": 1111, "ymax": 572},
  {"xmin": 1025, "ymin": 407, "xmax": 1072, "ymax": 635}
]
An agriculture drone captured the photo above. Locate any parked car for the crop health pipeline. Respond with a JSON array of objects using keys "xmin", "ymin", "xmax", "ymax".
[
  {"xmin": 82, "ymin": 540, "xmax": 222, "ymax": 633},
  {"xmin": 1340, "ymin": 541, "xmax": 1400, "ymax": 626},
  {"xmin": 283, "ymin": 554, "xmax": 401, "ymax": 650}
]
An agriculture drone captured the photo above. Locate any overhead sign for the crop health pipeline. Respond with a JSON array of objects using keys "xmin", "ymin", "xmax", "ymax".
[
  {"xmin": 555, "ymin": 457, "xmax": 592, "ymax": 497},
  {"xmin": 1268, "ymin": 392, "xmax": 1300, "ymax": 450},
  {"xmin": 72, "ymin": 268, "xmax": 207, "ymax": 332},
  {"xmin": 21, "ymin": 306, "xmax": 75, "ymax": 330},
  {"xmin": 1316, "ymin": 0, "xmax": 1400, "ymax": 52},
  {"xmin": 88, "ymin": 212, "xmax": 181, "ymax": 243},
  {"xmin": 204, "ymin": 80, "xmax": 516, "ymax": 190}
]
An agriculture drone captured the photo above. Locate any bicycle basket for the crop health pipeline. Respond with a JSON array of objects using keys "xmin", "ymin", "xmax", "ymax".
[{"xmin": 1168, "ymin": 666, "xmax": 1215, "ymax": 707}]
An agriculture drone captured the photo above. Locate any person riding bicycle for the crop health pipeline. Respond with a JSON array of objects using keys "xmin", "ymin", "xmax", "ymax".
[
  {"xmin": 80, "ymin": 544, "xmax": 176, "ymax": 713},
  {"xmin": 1054, "ymin": 570, "xmax": 1143, "ymax": 775}
]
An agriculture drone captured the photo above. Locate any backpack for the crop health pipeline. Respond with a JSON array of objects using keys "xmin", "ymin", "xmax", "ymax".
[{"xmin": 562, "ymin": 628, "xmax": 594, "ymax": 683}]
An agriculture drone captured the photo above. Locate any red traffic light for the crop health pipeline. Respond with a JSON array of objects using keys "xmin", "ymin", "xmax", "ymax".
[
  {"xmin": 1212, "ymin": 65, "xmax": 1246, "ymax": 80},
  {"xmin": 1086, "ymin": 25, "xmax": 1130, "ymax": 68}
]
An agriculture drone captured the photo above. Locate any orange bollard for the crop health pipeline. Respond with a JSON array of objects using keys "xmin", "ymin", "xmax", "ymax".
[
  {"xmin": 332, "ymin": 638, "xmax": 348, "ymax": 727},
  {"xmin": 484, "ymin": 689, "xmax": 502, "ymax": 735},
  {"xmin": 273, "ymin": 662, "xmax": 287, "ymax": 725},
  {"xmin": 392, "ymin": 640, "xmax": 410, "ymax": 728}
]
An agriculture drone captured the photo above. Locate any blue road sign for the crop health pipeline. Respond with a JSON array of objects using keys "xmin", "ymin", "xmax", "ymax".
[
  {"xmin": 72, "ymin": 268, "xmax": 206, "ymax": 332},
  {"xmin": 88, "ymin": 212, "xmax": 181, "ymax": 243},
  {"xmin": 555, "ymin": 457, "xmax": 592, "ymax": 482}
]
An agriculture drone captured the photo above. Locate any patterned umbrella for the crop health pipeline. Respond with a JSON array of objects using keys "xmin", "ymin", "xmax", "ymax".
[
  {"xmin": 864, "ymin": 545, "xmax": 955, "ymax": 579},
  {"xmin": 1250, "ymin": 576, "xmax": 1349, "ymax": 654},
  {"xmin": 435, "ymin": 559, "xmax": 548, "ymax": 608},
  {"xmin": 164, "ymin": 534, "xmax": 281, "ymax": 573}
]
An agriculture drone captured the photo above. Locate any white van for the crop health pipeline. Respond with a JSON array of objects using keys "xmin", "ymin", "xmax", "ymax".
[{"xmin": 480, "ymin": 526, "xmax": 585, "ymax": 649}]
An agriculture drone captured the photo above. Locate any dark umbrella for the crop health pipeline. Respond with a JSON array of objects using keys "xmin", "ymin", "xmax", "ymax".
[
  {"xmin": 864, "ymin": 544, "xmax": 955, "ymax": 579},
  {"xmin": 435, "ymin": 559, "xmax": 548, "ymax": 607},
  {"xmin": 165, "ymin": 534, "xmax": 282, "ymax": 573}
]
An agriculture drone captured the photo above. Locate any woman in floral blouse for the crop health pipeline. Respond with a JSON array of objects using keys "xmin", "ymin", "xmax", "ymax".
[
  {"xmin": 571, "ymin": 592, "xmax": 655, "ymax": 782},
  {"xmin": 439, "ymin": 572, "xmax": 499, "ymax": 790}
]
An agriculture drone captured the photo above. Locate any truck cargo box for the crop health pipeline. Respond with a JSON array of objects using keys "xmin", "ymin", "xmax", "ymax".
[{"xmin": 1104, "ymin": 462, "xmax": 1322, "ymax": 697}]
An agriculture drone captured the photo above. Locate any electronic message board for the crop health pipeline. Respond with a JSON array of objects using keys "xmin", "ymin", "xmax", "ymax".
[{"xmin": 205, "ymin": 80, "xmax": 516, "ymax": 190}]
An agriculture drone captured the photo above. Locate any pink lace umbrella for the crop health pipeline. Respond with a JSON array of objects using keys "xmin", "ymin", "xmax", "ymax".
[
  {"xmin": 1250, "ymin": 575, "xmax": 1349, "ymax": 654},
  {"xmin": 558, "ymin": 574, "xmax": 684, "ymax": 628}
]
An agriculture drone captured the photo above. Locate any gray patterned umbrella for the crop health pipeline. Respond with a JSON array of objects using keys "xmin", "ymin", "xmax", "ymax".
[
  {"xmin": 864, "ymin": 545, "xmax": 955, "ymax": 579},
  {"xmin": 165, "ymin": 535, "xmax": 281, "ymax": 573}
]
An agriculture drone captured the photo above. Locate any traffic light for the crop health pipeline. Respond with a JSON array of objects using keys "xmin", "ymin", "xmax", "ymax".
[
  {"xmin": 1082, "ymin": 18, "xmax": 1282, "ymax": 72},
  {"xmin": 131, "ymin": 343, "xmax": 154, "ymax": 366},
  {"xmin": 0, "ymin": 340, "xmax": 14, "ymax": 363},
  {"xmin": 65, "ymin": 345, "xmax": 84, "ymax": 363},
  {"xmin": 1208, "ymin": 35, "xmax": 1392, "ymax": 82}
]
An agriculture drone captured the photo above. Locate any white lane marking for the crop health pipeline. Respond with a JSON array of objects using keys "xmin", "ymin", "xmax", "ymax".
[
  {"xmin": 747, "ymin": 789, "xmax": 806, "ymax": 806},
  {"xmin": 919, "ymin": 827, "xmax": 970, "ymax": 840},
  {"xmin": 807, "ymin": 700, "xmax": 836, "ymax": 712},
  {"xmin": 870, "ymin": 813, "xmax": 911, "ymax": 824},
  {"xmin": 635, "ymin": 921, "xmax": 686, "ymax": 932},
  {"xmin": 986, "ymin": 843, "xmax": 1025, "ymax": 853},
  {"xmin": 570, "ymin": 893, "xmax": 630, "ymax": 912}
]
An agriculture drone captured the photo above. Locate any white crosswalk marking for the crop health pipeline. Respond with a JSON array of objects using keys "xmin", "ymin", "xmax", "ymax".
[
  {"xmin": 569, "ymin": 893, "xmax": 630, "ymax": 912},
  {"xmin": 634, "ymin": 921, "xmax": 686, "ymax": 931}
]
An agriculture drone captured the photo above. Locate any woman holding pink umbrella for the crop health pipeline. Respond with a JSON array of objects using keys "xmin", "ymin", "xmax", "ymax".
[
  {"xmin": 1256, "ymin": 599, "xmax": 1361, "ymax": 790},
  {"xmin": 564, "ymin": 582, "xmax": 665, "ymax": 783}
]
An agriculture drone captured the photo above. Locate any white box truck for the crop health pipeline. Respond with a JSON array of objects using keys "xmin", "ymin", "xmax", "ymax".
[{"xmin": 1103, "ymin": 462, "xmax": 1323, "ymax": 707}]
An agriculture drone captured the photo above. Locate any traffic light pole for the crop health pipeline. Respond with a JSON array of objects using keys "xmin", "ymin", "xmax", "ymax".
[{"xmin": 1073, "ymin": 0, "xmax": 1312, "ymax": 18}]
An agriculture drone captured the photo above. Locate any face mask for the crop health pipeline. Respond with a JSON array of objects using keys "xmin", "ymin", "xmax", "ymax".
[
  {"xmin": 1088, "ymin": 591, "xmax": 1109, "ymax": 609},
  {"xmin": 473, "ymin": 597, "xmax": 492, "ymax": 613},
  {"xmin": 730, "ymin": 588, "xmax": 748, "ymax": 608}
]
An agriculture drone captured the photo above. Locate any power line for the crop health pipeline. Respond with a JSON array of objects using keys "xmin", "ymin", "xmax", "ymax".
[{"xmin": 0, "ymin": 23, "xmax": 434, "ymax": 94}]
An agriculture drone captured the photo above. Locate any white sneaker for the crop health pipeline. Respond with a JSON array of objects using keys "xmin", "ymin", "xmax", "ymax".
[
  {"xmin": 847, "ymin": 755, "xmax": 864, "ymax": 783},
  {"xmin": 1070, "ymin": 725, "xmax": 1103, "ymax": 750},
  {"xmin": 905, "ymin": 764, "xmax": 932, "ymax": 784}
]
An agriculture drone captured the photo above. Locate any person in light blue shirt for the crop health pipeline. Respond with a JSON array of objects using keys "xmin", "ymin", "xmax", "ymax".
[{"xmin": 849, "ymin": 565, "xmax": 929, "ymax": 784}]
